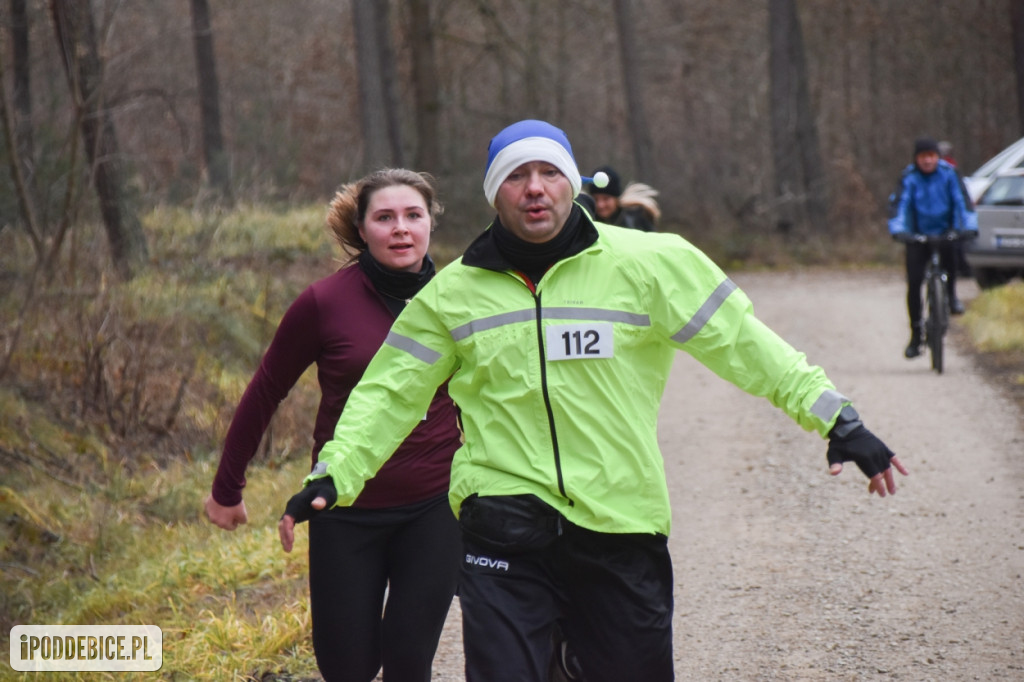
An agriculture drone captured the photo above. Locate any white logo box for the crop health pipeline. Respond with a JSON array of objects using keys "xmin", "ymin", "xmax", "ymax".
[{"xmin": 10, "ymin": 625, "xmax": 162, "ymax": 672}]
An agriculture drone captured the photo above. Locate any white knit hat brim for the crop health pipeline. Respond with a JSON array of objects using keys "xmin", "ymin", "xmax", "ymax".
[{"xmin": 482, "ymin": 137, "xmax": 582, "ymax": 207}]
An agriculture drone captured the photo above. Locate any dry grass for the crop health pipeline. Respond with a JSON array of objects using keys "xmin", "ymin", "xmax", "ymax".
[
  {"xmin": 1, "ymin": 203, "xmax": 336, "ymax": 680},
  {"xmin": 961, "ymin": 280, "xmax": 1024, "ymax": 354},
  {"xmin": 958, "ymin": 280, "xmax": 1024, "ymax": 412},
  {"xmin": 1, "ymin": 454, "xmax": 320, "ymax": 680}
]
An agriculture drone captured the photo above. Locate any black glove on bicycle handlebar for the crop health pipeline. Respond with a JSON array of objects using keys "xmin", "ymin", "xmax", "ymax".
[
  {"xmin": 893, "ymin": 230, "xmax": 976, "ymax": 244},
  {"xmin": 826, "ymin": 405, "xmax": 896, "ymax": 479},
  {"xmin": 281, "ymin": 477, "xmax": 338, "ymax": 524}
]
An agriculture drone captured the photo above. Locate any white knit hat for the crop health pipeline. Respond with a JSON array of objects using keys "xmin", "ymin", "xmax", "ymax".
[{"xmin": 482, "ymin": 120, "xmax": 583, "ymax": 207}]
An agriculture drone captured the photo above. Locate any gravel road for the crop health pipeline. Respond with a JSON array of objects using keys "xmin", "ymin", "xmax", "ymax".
[{"xmin": 425, "ymin": 268, "xmax": 1024, "ymax": 681}]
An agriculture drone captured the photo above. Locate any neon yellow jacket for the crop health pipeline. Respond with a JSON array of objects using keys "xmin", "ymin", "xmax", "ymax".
[{"xmin": 308, "ymin": 212, "xmax": 847, "ymax": 535}]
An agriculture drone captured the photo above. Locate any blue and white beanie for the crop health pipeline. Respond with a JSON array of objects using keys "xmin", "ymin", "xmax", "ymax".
[{"xmin": 482, "ymin": 120, "xmax": 583, "ymax": 207}]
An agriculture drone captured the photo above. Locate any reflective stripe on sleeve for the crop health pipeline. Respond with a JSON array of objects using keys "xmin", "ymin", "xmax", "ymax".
[
  {"xmin": 384, "ymin": 331, "xmax": 443, "ymax": 364},
  {"xmin": 809, "ymin": 389, "xmax": 849, "ymax": 422},
  {"xmin": 670, "ymin": 278, "xmax": 738, "ymax": 344}
]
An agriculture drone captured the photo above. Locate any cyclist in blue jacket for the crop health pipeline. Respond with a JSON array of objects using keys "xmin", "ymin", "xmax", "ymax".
[{"xmin": 887, "ymin": 137, "xmax": 978, "ymax": 359}]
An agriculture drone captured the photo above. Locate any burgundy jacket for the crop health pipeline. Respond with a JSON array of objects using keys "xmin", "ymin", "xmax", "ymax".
[{"xmin": 210, "ymin": 264, "xmax": 461, "ymax": 509}]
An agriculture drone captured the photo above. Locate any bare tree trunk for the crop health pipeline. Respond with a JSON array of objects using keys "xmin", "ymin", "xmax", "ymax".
[
  {"xmin": 0, "ymin": 27, "xmax": 45, "ymax": 381},
  {"xmin": 408, "ymin": 0, "xmax": 440, "ymax": 173},
  {"xmin": 3, "ymin": 0, "xmax": 41, "ymax": 250},
  {"xmin": 374, "ymin": 0, "xmax": 404, "ymax": 167},
  {"xmin": 190, "ymin": 0, "xmax": 232, "ymax": 201},
  {"xmin": 768, "ymin": 0, "xmax": 828, "ymax": 235},
  {"xmin": 553, "ymin": 1, "xmax": 569, "ymax": 122},
  {"xmin": 0, "ymin": 43, "xmax": 42, "ymax": 256},
  {"xmin": 1, "ymin": 37, "xmax": 82, "ymax": 279},
  {"xmin": 523, "ymin": 0, "xmax": 542, "ymax": 113},
  {"xmin": 10, "ymin": 0, "xmax": 35, "ymax": 197},
  {"xmin": 1012, "ymin": 0, "xmax": 1024, "ymax": 135},
  {"xmin": 612, "ymin": 0, "xmax": 655, "ymax": 183},
  {"xmin": 352, "ymin": 0, "xmax": 392, "ymax": 171},
  {"xmin": 50, "ymin": 0, "xmax": 147, "ymax": 280}
]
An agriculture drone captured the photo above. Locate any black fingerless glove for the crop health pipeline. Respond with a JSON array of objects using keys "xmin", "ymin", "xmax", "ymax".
[
  {"xmin": 826, "ymin": 405, "xmax": 896, "ymax": 479},
  {"xmin": 282, "ymin": 477, "xmax": 338, "ymax": 524}
]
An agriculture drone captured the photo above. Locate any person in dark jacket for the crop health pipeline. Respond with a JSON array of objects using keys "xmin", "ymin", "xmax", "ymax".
[
  {"xmin": 585, "ymin": 165, "xmax": 660, "ymax": 231},
  {"xmin": 888, "ymin": 137, "xmax": 978, "ymax": 359},
  {"xmin": 204, "ymin": 169, "xmax": 462, "ymax": 682}
]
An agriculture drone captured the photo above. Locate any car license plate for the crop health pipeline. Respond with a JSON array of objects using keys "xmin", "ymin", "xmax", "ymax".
[{"xmin": 995, "ymin": 235, "xmax": 1024, "ymax": 249}]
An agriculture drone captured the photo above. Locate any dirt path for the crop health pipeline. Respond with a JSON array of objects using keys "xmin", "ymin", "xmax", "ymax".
[{"xmin": 428, "ymin": 268, "xmax": 1024, "ymax": 681}]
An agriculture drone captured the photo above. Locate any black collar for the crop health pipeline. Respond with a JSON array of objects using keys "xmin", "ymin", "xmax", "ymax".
[
  {"xmin": 462, "ymin": 203, "xmax": 600, "ymax": 280},
  {"xmin": 358, "ymin": 250, "xmax": 436, "ymax": 316}
]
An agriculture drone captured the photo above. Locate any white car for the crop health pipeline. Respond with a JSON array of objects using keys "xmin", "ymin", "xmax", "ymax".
[{"xmin": 963, "ymin": 136, "xmax": 1024, "ymax": 202}]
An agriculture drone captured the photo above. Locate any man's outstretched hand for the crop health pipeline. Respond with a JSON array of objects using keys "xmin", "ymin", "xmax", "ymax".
[
  {"xmin": 277, "ymin": 478, "xmax": 338, "ymax": 552},
  {"xmin": 827, "ymin": 409, "xmax": 908, "ymax": 497}
]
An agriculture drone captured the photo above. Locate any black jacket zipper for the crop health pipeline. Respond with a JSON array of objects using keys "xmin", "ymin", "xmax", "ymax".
[{"xmin": 533, "ymin": 290, "xmax": 572, "ymax": 505}]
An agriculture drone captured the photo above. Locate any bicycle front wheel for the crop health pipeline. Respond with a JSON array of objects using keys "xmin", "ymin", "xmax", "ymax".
[{"xmin": 926, "ymin": 276, "xmax": 946, "ymax": 373}]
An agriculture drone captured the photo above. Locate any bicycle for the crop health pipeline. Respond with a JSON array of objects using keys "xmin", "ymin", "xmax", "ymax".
[{"xmin": 904, "ymin": 232, "xmax": 965, "ymax": 374}]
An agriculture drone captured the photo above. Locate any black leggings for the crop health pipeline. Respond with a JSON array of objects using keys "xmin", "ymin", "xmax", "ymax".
[
  {"xmin": 308, "ymin": 494, "xmax": 461, "ymax": 682},
  {"xmin": 905, "ymin": 240, "xmax": 958, "ymax": 328}
]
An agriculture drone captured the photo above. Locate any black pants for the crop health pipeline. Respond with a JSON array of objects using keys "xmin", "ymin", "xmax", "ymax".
[
  {"xmin": 905, "ymin": 240, "xmax": 958, "ymax": 328},
  {"xmin": 308, "ymin": 494, "xmax": 461, "ymax": 682},
  {"xmin": 458, "ymin": 495, "xmax": 675, "ymax": 682}
]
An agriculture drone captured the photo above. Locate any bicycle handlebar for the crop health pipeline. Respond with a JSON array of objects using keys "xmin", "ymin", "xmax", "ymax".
[{"xmin": 893, "ymin": 230, "xmax": 976, "ymax": 244}]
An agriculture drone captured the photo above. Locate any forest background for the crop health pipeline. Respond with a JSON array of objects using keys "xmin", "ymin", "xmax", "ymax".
[
  {"xmin": 4, "ymin": 0, "xmax": 1024, "ymax": 267},
  {"xmin": 2, "ymin": 1, "xmax": 1024, "ymax": 679}
]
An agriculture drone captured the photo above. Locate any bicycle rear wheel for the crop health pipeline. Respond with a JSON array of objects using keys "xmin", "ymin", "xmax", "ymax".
[{"xmin": 926, "ymin": 276, "xmax": 946, "ymax": 373}]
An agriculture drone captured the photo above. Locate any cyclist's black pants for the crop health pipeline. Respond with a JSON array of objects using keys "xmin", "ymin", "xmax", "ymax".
[
  {"xmin": 308, "ymin": 494, "xmax": 461, "ymax": 682},
  {"xmin": 905, "ymin": 240, "xmax": 958, "ymax": 328},
  {"xmin": 458, "ymin": 494, "xmax": 675, "ymax": 682}
]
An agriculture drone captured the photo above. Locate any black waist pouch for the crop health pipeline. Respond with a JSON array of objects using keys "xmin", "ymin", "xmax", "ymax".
[{"xmin": 458, "ymin": 493, "xmax": 562, "ymax": 554}]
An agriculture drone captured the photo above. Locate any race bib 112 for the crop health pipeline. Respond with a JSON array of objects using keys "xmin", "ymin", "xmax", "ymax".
[{"xmin": 545, "ymin": 322, "xmax": 614, "ymax": 360}]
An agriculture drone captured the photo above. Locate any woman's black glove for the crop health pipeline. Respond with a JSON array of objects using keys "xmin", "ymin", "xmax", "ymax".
[
  {"xmin": 826, "ymin": 405, "xmax": 896, "ymax": 479},
  {"xmin": 281, "ymin": 477, "xmax": 338, "ymax": 524}
]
